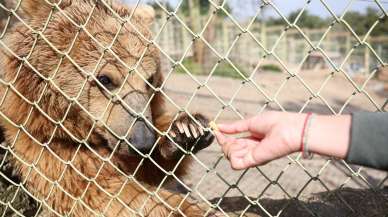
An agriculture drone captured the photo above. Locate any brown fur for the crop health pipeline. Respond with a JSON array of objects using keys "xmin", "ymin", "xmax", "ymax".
[{"xmin": 0, "ymin": 1, "xmax": 213, "ymax": 216}]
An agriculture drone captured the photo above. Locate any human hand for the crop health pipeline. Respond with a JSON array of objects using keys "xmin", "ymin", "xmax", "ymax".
[{"xmin": 214, "ymin": 111, "xmax": 306, "ymax": 170}]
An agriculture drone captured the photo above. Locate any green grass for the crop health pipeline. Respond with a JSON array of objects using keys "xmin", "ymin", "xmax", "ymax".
[
  {"xmin": 259, "ymin": 64, "xmax": 282, "ymax": 73},
  {"xmin": 174, "ymin": 58, "xmax": 248, "ymax": 79}
]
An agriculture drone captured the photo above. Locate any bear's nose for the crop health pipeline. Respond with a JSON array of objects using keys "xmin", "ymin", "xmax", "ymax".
[{"xmin": 128, "ymin": 119, "xmax": 156, "ymax": 153}]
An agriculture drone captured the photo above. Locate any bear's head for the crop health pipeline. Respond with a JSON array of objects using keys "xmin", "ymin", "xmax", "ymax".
[{"xmin": 0, "ymin": 0, "xmax": 163, "ymax": 157}]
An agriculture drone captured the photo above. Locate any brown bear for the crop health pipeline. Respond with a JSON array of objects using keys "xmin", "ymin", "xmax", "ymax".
[{"xmin": 0, "ymin": 0, "xmax": 215, "ymax": 216}]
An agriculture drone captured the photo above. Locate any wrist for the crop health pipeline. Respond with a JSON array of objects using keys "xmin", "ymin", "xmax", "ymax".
[
  {"xmin": 288, "ymin": 113, "xmax": 309, "ymax": 153},
  {"xmin": 308, "ymin": 114, "xmax": 351, "ymax": 158},
  {"xmin": 300, "ymin": 113, "xmax": 316, "ymax": 158}
]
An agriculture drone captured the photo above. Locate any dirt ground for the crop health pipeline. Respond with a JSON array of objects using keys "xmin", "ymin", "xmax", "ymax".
[{"xmin": 162, "ymin": 69, "xmax": 388, "ymax": 216}]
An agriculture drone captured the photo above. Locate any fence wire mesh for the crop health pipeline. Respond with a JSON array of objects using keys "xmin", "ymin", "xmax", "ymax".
[{"xmin": 0, "ymin": 0, "xmax": 387, "ymax": 216}]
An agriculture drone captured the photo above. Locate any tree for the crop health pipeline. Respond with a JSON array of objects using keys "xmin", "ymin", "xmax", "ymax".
[
  {"xmin": 288, "ymin": 10, "xmax": 326, "ymax": 28},
  {"xmin": 155, "ymin": 0, "xmax": 230, "ymax": 71},
  {"xmin": 266, "ymin": 9, "xmax": 326, "ymax": 28},
  {"xmin": 184, "ymin": 0, "xmax": 229, "ymax": 71},
  {"xmin": 264, "ymin": 7, "xmax": 387, "ymax": 37},
  {"xmin": 148, "ymin": 1, "xmax": 174, "ymax": 15},
  {"xmin": 179, "ymin": 0, "xmax": 231, "ymax": 17},
  {"xmin": 344, "ymin": 7, "xmax": 388, "ymax": 37}
]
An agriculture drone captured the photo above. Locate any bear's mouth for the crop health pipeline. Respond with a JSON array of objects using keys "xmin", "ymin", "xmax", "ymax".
[
  {"xmin": 117, "ymin": 141, "xmax": 140, "ymax": 156},
  {"xmin": 92, "ymin": 119, "xmax": 156, "ymax": 157},
  {"xmin": 105, "ymin": 137, "xmax": 152, "ymax": 158}
]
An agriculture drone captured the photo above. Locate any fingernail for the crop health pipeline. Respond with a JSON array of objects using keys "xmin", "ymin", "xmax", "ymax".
[
  {"xmin": 169, "ymin": 131, "xmax": 176, "ymax": 138},
  {"xmin": 189, "ymin": 124, "xmax": 198, "ymax": 138},
  {"xmin": 176, "ymin": 122, "xmax": 184, "ymax": 133},
  {"xmin": 182, "ymin": 124, "xmax": 191, "ymax": 138},
  {"xmin": 198, "ymin": 126, "xmax": 204, "ymax": 135}
]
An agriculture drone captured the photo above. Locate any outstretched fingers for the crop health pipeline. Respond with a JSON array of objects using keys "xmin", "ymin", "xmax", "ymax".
[
  {"xmin": 217, "ymin": 119, "xmax": 251, "ymax": 134},
  {"xmin": 216, "ymin": 115, "xmax": 271, "ymax": 137}
]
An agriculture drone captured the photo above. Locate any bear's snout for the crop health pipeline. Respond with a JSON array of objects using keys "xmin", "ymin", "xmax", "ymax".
[{"xmin": 128, "ymin": 119, "xmax": 156, "ymax": 153}]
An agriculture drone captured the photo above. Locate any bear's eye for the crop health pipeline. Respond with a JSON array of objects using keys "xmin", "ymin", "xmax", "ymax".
[{"xmin": 97, "ymin": 75, "xmax": 112, "ymax": 87}]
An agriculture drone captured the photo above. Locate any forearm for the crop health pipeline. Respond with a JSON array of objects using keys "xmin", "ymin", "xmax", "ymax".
[
  {"xmin": 295, "ymin": 114, "xmax": 351, "ymax": 159},
  {"xmin": 307, "ymin": 114, "xmax": 351, "ymax": 159},
  {"xmin": 298, "ymin": 112, "xmax": 388, "ymax": 171}
]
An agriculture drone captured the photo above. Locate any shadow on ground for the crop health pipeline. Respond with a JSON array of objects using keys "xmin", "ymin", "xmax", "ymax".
[
  {"xmin": 210, "ymin": 187, "xmax": 388, "ymax": 217},
  {"xmin": 2, "ymin": 147, "xmax": 388, "ymax": 216}
]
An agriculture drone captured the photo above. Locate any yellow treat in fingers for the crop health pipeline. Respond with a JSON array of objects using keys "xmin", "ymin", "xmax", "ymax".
[{"xmin": 209, "ymin": 121, "xmax": 219, "ymax": 131}]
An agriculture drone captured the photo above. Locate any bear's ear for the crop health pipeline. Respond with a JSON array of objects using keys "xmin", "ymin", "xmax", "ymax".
[
  {"xmin": 128, "ymin": 5, "xmax": 155, "ymax": 27},
  {"xmin": 19, "ymin": 0, "xmax": 56, "ymax": 19},
  {"xmin": 19, "ymin": 0, "xmax": 155, "ymax": 26}
]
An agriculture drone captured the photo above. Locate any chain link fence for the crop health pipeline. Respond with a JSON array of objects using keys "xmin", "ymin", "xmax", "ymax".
[{"xmin": 0, "ymin": 0, "xmax": 387, "ymax": 216}]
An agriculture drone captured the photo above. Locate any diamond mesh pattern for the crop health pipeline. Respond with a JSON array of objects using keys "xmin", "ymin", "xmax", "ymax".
[{"xmin": 0, "ymin": 0, "xmax": 387, "ymax": 216}]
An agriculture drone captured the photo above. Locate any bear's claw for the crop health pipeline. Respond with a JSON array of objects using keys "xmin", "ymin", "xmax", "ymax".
[{"xmin": 164, "ymin": 113, "xmax": 214, "ymax": 158}]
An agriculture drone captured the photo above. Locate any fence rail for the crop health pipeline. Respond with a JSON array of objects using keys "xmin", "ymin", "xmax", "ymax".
[{"xmin": 155, "ymin": 17, "xmax": 388, "ymax": 75}]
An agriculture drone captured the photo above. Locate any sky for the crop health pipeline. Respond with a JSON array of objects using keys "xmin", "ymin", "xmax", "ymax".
[
  {"xmin": 127, "ymin": 0, "xmax": 388, "ymax": 21},
  {"xmin": 251, "ymin": 0, "xmax": 388, "ymax": 19}
]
